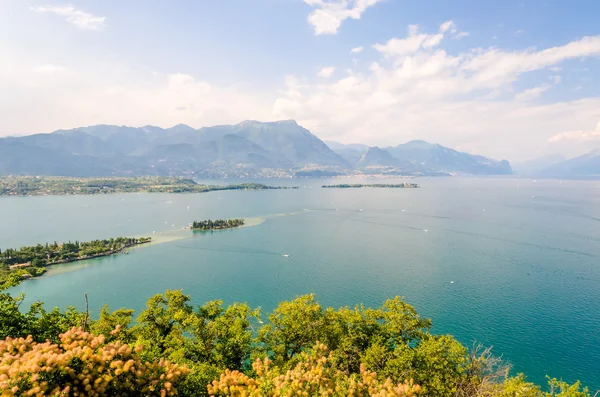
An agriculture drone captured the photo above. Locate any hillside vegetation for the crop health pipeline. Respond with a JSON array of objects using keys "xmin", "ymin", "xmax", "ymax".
[{"xmin": 0, "ymin": 286, "xmax": 591, "ymax": 397}]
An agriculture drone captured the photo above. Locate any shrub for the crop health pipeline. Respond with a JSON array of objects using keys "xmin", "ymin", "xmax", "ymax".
[{"xmin": 0, "ymin": 327, "xmax": 188, "ymax": 397}]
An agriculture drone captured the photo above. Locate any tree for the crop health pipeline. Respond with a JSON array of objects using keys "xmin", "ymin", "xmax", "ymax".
[
  {"xmin": 208, "ymin": 343, "xmax": 422, "ymax": 397},
  {"xmin": 0, "ymin": 327, "xmax": 188, "ymax": 397},
  {"xmin": 0, "ymin": 290, "xmax": 593, "ymax": 397},
  {"xmin": 258, "ymin": 294, "xmax": 325, "ymax": 367},
  {"xmin": 91, "ymin": 304, "xmax": 135, "ymax": 343},
  {"xmin": 134, "ymin": 290, "xmax": 194, "ymax": 360}
]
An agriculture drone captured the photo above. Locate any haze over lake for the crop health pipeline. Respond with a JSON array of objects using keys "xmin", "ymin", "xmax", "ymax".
[{"xmin": 3, "ymin": 177, "xmax": 600, "ymax": 389}]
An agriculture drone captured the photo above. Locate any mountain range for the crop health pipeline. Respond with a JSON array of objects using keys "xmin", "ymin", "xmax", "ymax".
[
  {"xmin": 512, "ymin": 154, "xmax": 567, "ymax": 176},
  {"xmin": 0, "ymin": 120, "xmax": 515, "ymax": 177},
  {"xmin": 537, "ymin": 149, "xmax": 600, "ymax": 178}
]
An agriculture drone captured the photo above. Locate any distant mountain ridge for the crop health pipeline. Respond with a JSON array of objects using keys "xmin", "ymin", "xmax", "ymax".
[
  {"xmin": 512, "ymin": 154, "xmax": 567, "ymax": 176},
  {"xmin": 0, "ymin": 121, "xmax": 511, "ymax": 177},
  {"xmin": 538, "ymin": 149, "xmax": 600, "ymax": 178},
  {"xmin": 328, "ymin": 140, "xmax": 512, "ymax": 175}
]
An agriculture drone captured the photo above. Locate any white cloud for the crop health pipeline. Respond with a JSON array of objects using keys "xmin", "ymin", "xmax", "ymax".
[
  {"xmin": 34, "ymin": 64, "xmax": 67, "ymax": 74},
  {"xmin": 168, "ymin": 73, "xmax": 197, "ymax": 87},
  {"xmin": 273, "ymin": 23, "xmax": 600, "ymax": 160},
  {"xmin": 317, "ymin": 66, "xmax": 336, "ymax": 78},
  {"xmin": 0, "ymin": 56, "xmax": 274, "ymax": 135},
  {"xmin": 548, "ymin": 122, "xmax": 600, "ymax": 142},
  {"xmin": 460, "ymin": 36, "xmax": 600, "ymax": 89},
  {"xmin": 515, "ymin": 75, "xmax": 561, "ymax": 101},
  {"xmin": 515, "ymin": 85, "xmax": 551, "ymax": 101},
  {"xmin": 304, "ymin": 0, "xmax": 384, "ymax": 35},
  {"xmin": 30, "ymin": 5, "xmax": 106, "ymax": 31},
  {"xmin": 373, "ymin": 20, "xmax": 465, "ymax": 57},
  {"xmin": 350, "ymin": 46, "xmax": 364, "ymax": 54},
  {"xmin": 439, "ymin": 20, "xmax": 457, "ymax": 34},
  {"xmin": 3, "ymin": 18, "xmax": 600, "ymax": 162}
]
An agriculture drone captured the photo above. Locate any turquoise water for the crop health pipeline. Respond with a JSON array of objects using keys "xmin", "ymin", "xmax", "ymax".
[{"xmin": 2, "ymin": 177, "xmax": 600, "ymax": 390}]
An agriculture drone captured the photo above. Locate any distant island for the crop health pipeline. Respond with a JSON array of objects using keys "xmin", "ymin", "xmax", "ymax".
[
  {"xmin": 191, "ymin": 219, "xmax": 245, "ymax": 231},
  {"xmin": 0, "ymin": 237, "xmax": 150, "ymax": 286},
  {"xmin": 322, "ymin": 183, "xmax": 420, "ymax": 188},
  {"xmin": 0, "ymin": 176, "xmax": 297, "ymax": 196}
]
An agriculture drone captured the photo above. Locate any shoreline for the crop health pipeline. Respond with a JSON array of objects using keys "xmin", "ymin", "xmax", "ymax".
[
  {"xmin": 2, "ymin": 239, "xmax": 152, "ymax": 284},
  {"xmin": 42, "ymin": 240, "xmax": 152, "ymax": 267},
  {"xmin": 16, "ymin": 217, "xmax": 268, "ymax": 281},
  {"xmin": 0, "ymin": 177, "xmax": 298, "ymax": 197}
]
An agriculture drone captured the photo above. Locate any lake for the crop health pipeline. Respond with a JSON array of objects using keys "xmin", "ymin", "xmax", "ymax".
[{"xmin": 2, "ymin": 177, "xmax": 600, "ymax": 390}]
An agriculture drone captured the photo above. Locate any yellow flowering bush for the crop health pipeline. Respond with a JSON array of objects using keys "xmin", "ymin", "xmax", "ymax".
[
  {"xmin": 207, "ymin": 342, "xmax": 421, "ymax": 397},
  {"xmin": 0, "ymin": 327, "xmax": 188, "ymax": 397}
]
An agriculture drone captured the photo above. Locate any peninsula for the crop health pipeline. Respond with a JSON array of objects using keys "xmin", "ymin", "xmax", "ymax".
[
  {"xmin": 322, "ymin": 183, "xmax": 420, "ymax": 188},
  {"xmin": 0, "ymin": 176, "xmax": 297, "ymax": 196},
  {"xmin": 191, "ymin": 219, "xmax": 245, "ymax": 231},
  {"xmin": 0, "ymin": 237, "xmax": 151, "ymax": 286}
]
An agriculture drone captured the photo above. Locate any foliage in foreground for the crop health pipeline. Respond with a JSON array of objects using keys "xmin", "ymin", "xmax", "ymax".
[
  {"xmin": 208, "ymin": 342, "xmax": 421, "ymax": 397},
  {"xmin": 0, "ymin": 328, "xmax": 187, "ymax": 397},
  {"xmin": 0, "ymin": 288, "xmax": 593, "ymax": 397}
]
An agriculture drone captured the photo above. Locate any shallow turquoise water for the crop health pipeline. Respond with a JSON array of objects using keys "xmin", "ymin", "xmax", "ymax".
[{"xmin": 2, "ymin": 177, "xmax": 600, "ymax": 390}]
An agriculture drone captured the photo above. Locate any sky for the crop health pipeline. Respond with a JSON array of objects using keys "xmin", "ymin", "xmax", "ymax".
[{"xmin": 1, "ymin": 0, "xmax": 600, "ymax": 162}]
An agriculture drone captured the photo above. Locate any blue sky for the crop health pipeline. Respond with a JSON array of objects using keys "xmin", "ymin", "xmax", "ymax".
[{"xmin": 1, "ymin": 0, "xmax": 599, "ymax": 161}]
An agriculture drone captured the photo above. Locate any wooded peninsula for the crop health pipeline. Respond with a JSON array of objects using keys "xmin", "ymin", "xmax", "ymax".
[
  {"xmin": 191, "ymin": 219, "xmax": 245, "ymax": 231},
  {"xmin": 0, "ymin": 237, "xmax": 150, "ymax": 287},
  {"xmin": 322, "ymin": 183, "xmax": 420, "ymax": 188},
  {"xmin": 0, "ymin": 176, "xmax": 297, "ymax": 196}
]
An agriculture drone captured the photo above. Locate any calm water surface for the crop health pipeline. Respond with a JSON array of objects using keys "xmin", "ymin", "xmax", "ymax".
[{"xmin": 2, "ymin": 177, "xmax": 600, "ymax": 390}]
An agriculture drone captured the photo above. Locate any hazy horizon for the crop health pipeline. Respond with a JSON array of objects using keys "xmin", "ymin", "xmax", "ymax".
[
  {"xmin": 2, "ymin": 0, "xmax": 600, "ymax": 162},
  {"xmin": 1, "ymin": 118, "xmax": 590, "ymax": 164}
]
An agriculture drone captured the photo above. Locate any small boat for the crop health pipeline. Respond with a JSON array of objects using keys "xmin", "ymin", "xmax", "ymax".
[
  {"xmin": 282, "ymin": 254, "xmax": 289, "ymax": 257},
  {"xmin": 450, "ymin": 281, "xmax": 454, "ymax": 284},
  {"xmin": 423, "ymin": 229, "xmax": 428, "ymax": 232}
]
